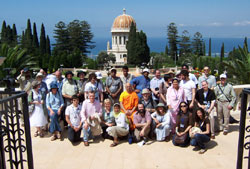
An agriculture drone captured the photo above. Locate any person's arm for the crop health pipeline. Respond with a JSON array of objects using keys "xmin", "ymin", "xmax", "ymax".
[
  {"xmin": 161, "ymin": 113, "xmax": 170, "ymax": 126},
  {"xmin": 201, "ymin": 123, "xmax": 210, "ymax": 135},
  {"xmin": 120, "ymin": 101, "xmax": 127, "ymax": 114},
  {"xmin": 229, "ymin": 86, "xmax": 237, "ymax": 109},
  {"xmin": 207, "ymin": 100, "xmax": 215, "ymax": 113},
  {"xmin": 189, "ymin": 87, "xmax": 196, "ymax": 108},
  {"xmin": 66, "ymin": 115, "xmax": 73, "ymax": 128},
  {"xmin": 114, "ymin": 80, "xmax": 123, "ymax": 97}
]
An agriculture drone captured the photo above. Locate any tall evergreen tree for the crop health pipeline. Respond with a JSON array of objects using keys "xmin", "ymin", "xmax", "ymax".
[
  {"xmin": 32, "ymin": 22, "xmax": 39, "ymax": 48},
  {"xmin": 24, "ymin": 19, "xmax": 33, "ymax": 49},
  {"xmin": 46, "ymin": 35, "xmax": 51, "ymax": 56},
  {"xmin": 39, "ymin": 23, "xmax": 46, "ymax": 55},
  {"xmin": 126, "ymin": 22, "xmax": 137, "ymax": 64},
  {"xmin": 203, "ymin": 42, "xmax": 206, "ymax": 56},
  {"xmin": 165, "ymin": 44, "xmax": 169, "ymax": 56},
  {"xmin": 192, "ymin": 32, "xmax": 203, "ymax": 56},
  {"xmin": 220, "ymin": 42, "xmax": 224, "ymax": 62},
  {"xmin": 167, "ymin": 22, "xmax": 178, "ymax": 62},
  {"xmin": 12, "ymin": 24, "xmax": 18, "ymax": 45},
  {"xmin": 1, "ymin": 20, "xmax": 7, "ymax": 44},
  {"xmin": 244, "ymin": 37, "xmax": 249, "ymax": 53},
  {"xmin": 179, "ymin": 30, "xmax": 191, "ymax": 57},
  {"xmin": 209, "ymin": 38, "xmax": 212, "ymax": 56},
  {"xmin": 53, "ymin": 21, "xmax": 70, "ymax": 52}
]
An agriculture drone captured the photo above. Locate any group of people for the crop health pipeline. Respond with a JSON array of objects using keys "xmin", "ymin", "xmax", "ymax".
[{"xmin": 16, "ymin": 64, "xmax": 237, "ymax": 154}]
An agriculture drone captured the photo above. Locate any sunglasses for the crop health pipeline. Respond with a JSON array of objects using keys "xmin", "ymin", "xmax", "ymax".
[{"xmin": 180, "ymin": 105, "xmax": 187, "ymax": 108}]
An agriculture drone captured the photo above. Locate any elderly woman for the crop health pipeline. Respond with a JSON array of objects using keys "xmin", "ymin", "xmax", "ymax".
[
  {"xmin": 46, "ymin": 82, "xmax": 64, "ymax": 141},
  {"xmin": 101, "ymin": 98, "xmax": 115, "ymax": 139},
  {"xmin": 107, "ymin": 103, "xmax": 129, "ymax": 147},
  {"xmin": 151, "ymin": 103, "xmax": 171, "ymax": 141},
  {"xmin": 190, "ymin": 108, "xmax": 211, "ymax": 154},
  {"xmin": 159, "ymin": 74, "xmax": 172, "ymax": 105},
  {"xmin": 167, "ymin": 78, "xmax": 186, "ymax": 132},
  {"xmin": 28, "ymin": 80, "xmax": 48, "ymax": 137},
  {"xmin": 172, "ymin": 101, "xmax": 193, "ymax": 147}
]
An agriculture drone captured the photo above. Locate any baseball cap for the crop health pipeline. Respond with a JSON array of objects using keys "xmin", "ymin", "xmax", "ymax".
[
  {"xmin": 220, "ymin": 74, "xmax": 227, "ymax": 79},
  {"xmin": 95, "ymin": 72, "xmax": 102, "ymax": 79},
  {"xmin": 142, "ymin": 68, "xmax": 150, "ymax": 73}
]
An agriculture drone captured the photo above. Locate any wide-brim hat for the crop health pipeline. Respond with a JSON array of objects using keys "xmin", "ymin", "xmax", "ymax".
[
  {"xmin": 142, "ymin": 88, "xmax": 150, "ymax": 94},
  {"xmin": 36, "ymin": 72, "xmax": 44, "ymax": 78},
  {"xmin": 31, "ymin": 80, "xmax": 41, "ymax": 88},
  {"xmin": 77, "ymin": 70, "xmax": 87, "ymax": 77},
  {"xmin": 156, "ymin": 103, "xmax": 166, "ymax": 109},
  {"xmin": 95, "ymin": 72, "xmax": 102, "ymax": 79},
  {"xmin": 65, "ymin": 71, "xmax": 74, "ymax": 78},
  {"xmin": 220, "ymin": 74, "xmax": 227, "ymax": 79},
  {"xmin": 166, "ymin": 70, "xmax": 175, "ymax": 75},
  {"xmin": 50, "ymin": 82, "xmax": 58, "ymax": 90}
]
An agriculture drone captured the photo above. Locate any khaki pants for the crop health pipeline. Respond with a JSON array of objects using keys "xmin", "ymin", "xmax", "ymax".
[
  {"xmin": 217, "ymin": 101, "xmax": 230, "ymax": 132},
  {"xmin": 134, "ymin": 126, "xmax": 150, "ymax": 142},
  {"xmin": 107, "ymin": 126, "xmax": 129, "ymax": 138},
  {"xmin": 208, "ymin": 108, "xmax": 215, "ymax": 136}
]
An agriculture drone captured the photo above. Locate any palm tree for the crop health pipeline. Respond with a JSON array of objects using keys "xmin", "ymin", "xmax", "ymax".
[
  {"xmin": 0, "ymin": 44, "xmax": 37, "ymax": 78},
  {"xmin": 222, "ymin": 46, "xmax": 250, "ymax": 84}
]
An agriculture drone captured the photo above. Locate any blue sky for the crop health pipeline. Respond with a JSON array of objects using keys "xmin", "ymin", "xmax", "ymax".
[{"xmin": 1, "ymin": 0, "xmax": 250, "ymax": 38}]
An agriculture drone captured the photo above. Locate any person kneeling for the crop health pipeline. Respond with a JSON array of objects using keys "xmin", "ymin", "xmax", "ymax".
[
  {"xmin": 151, "ymin": 103, "xmax": 171, "ymax": 141},
  {"xmin": 190, "ymin": 108, "xmax": 211, "ymax": 154},
  {"xmin": 172, "ymin": 102, "xmax": 193, "ymax": 147},
  {"xmin": 107, "ymin": 103, "xmax": 129, "ymax": 147},
  {"xmin": 133, "ymin": 103, "xmax": 151, "ymax": 145},
  {"xmin": 65, "ymin": 95, "xmax": 82, "ymax": 143}
]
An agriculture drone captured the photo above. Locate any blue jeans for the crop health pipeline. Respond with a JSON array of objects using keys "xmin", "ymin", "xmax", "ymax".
[
  {"xmin": 190, "ymin": 133, "xmax": 210, "ymax": 149},
  {"xmin": 49, "ymin": 109, "xmax": 61, "ymax": 133},
  {"xmin": 82, "ymin": 127, "xmax": 93, "ymax": 142}
]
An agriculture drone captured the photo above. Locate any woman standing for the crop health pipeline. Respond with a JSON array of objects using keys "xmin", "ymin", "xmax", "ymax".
[
  {"xmin": 151, "ymin": 103, "xmax": 171, "ymax": 141},
  {"xmin": 46, "ymin": 82, "xmax": 64, "ymax": 141},
  {"xmin": 172, "ymin": 101, "xmax": 193, "ymax": 147},
  {"xmin": 190, "ymin": 108, "xmax": 211, "ymax": 154},
  {"xmin": 166, "ymin": 78, "xmax": 186, "ymax": 132},
  {"xmin": 159, "ymin": 74, "xmax": 172, "ymax": 105},
  {"xmin": 84, "ymin": 73, "xmax": 103, "ymax": 103},
  {"xmin": 28, "ymin": 81, "xmax": 48, "ymax": 137}
]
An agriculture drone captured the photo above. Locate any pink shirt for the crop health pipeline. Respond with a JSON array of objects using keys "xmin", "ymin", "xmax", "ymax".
[
  {"xmin": 80, "ymin": 99, "xmax": 102, "ymax": 122},
  {"xmin": 166, "ymin": 86, "xmax": 186, "ymax": 112},
  {"xmin": 133, "ymin": 111, "xmax": 151, "ymax": 124}
]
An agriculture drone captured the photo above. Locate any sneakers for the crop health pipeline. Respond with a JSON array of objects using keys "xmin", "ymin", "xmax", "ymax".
[
  {"xmin": 223, "ymin": 131, "xmax": 228, "ymax": 135},
  {"xmin": 137, "ymin": 140, "xmax": 146, "ymax": 147},
  {"xmin": 51, "ymin": 135, "xmax": 57, "ymax": 141}
]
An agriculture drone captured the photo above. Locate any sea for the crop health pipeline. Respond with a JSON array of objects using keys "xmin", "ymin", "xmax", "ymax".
[{"xmin": 88, "ymin": 37, "xmax": 249, "ymax": 58}]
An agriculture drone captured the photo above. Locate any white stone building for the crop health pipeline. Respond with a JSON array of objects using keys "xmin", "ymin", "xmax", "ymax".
[{"xmin": 107, "ymin": 9, "xmax": 136, "ymax": 66}]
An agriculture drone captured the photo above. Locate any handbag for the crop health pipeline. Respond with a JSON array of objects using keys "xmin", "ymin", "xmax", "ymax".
[
  {"xmin": 174, "ymin": 132, "xmax": 188, "ymax": 144},
  {"xmin": 189, "ymin": 127, "xmax": 202, "ymax": 138},
  {"xmin": 28, "ymin": 104, "xmax": 35, "ymax": 115}
]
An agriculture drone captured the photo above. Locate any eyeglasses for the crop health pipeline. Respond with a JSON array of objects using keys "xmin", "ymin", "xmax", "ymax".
[{"xmin": 180, "ymin": 105, "xmax": 187, "ymax": 108}]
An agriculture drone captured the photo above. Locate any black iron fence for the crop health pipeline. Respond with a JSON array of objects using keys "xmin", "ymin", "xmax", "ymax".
[
  {"xmin": 237, "ymin": 88, "xmax": 250, "ymax": 169},
  {"xmin": 0, "ymin": 90, "xmax": 33, "ymax": 169}
]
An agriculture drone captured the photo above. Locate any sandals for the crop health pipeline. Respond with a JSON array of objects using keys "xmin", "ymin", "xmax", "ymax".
[
  {"xmin": 39, "ymin": 132, "xmax": 44, "ymax": 138},
  {"xmin": 51, "ymin": 135, "xmax": 57, "ymax": 141},
  {"xmin": 110, "ymin": 142, "xmax": 118, "ymax": 147},
  {"xmin": 34, "ymin": 131, "xmax": 39, "ymax": 137}
]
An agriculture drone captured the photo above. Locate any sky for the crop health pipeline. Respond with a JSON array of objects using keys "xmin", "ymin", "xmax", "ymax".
[{"xmin": 1, "ymin": 0, "xmax": 250, "ymax": 38}]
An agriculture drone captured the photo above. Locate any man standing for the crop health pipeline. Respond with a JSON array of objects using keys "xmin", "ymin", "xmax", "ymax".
[
  {"xmin": 179, "ymin": 70, "xmax": 196, "ymax": 109},
  {"xmin": 81, "ymin": 92, "xmax": 102, "ymax": 146},
  {"xmin": 106, "ymin": 68, "xmax": 123, "ymax": 104},
  {"xmin": 120, "ymin": 66, "xmax": 134, "ymax": 92},
  {"xmin": 55, "ymin": 70, "xmax": 64, "ymax": 95},
  {"xmin": 195, "ymin": 81, "xmax": 216, "ymax": 139},
  {"xmin": 214, "ymin": 74, "xmax": 236, "ymax": 135},
  {"xmin": 198, "ymin": 66, "xmax": 216, "ymax": 90},
  {"xmin": 16, "ymin": 68, "xmax": 34, "ymax": 94},
  {"xmin": 120, "ymin": 83, "xmax": 139, "ymax": 130},
  {"xmin": 150, "ymin": 70, "xmax": 164, "ymax": 104},
  {"xmin": 130, "ymin": 68, "xmax": 150, "ymax": 98},
  {"xmin": 181, "ymin": 64, "xmax": 198, "ymax": 86},
  {"xmin": 133, "ymin": 103, "xmax": 151, "ymax": 144}
]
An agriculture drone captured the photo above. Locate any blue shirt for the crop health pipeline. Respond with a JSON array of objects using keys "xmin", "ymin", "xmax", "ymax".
[
  {"xmin": 39, "ymin": 81, "xmax": 48, "ymax": 99},
  {"xmin": 130, "ymin": 75, "xmax": 150, "ymax": 98},
  {"xmin": 56, "ymin": 78, "xmax": 64, "ymax": 94},
  {"xmin": 46, "ymin": 92, "xmax": 64, "ymax": 110}
]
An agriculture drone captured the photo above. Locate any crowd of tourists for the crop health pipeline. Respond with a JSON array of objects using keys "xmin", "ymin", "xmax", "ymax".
[{"xmin": 16, "ymin": 64, "xmax": 238, "ymax": 154}]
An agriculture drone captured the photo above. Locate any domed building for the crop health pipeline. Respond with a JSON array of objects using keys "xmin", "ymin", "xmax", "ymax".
[{"xmin": 107, "ymin": 9, "xmax": 136, "ymax": 66}]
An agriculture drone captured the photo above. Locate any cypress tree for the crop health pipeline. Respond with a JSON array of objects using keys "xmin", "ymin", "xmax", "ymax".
[
  {"xmin": 126, "ymin": 22, "xmax": 137, "ymax": 64},
  {"xmin": 32, "ymin": 22, "xmax": 39, "ymax": 48},
  {"xmin": 1, "ymin": 20, "xmax": 7, "ymax": 43},
  {"xmin": 203, "ymin": 42, "xmax": 206, "ymax": 56},
  {"xmin": 40, "ymin": 23, "xmax": 46, "ymax": 55},
  {"xmin": 6, "ymin": 25, "xmax": 13, "ymax": 45},
  {"xmin": 208, "ymin": 38, "xmax": 212, "ymax": 56},
  {"xmin": 25, "ymin": 19, "xmax": 33, "ymax": 49},
  {"xmin": 244, "ymin": 37, "xmax": 248, "ymax": 53},
  {"xmin": 165, "ymin": 45, "xmax": 169, "ymax": 56},
  {"xmin": 12, "ymin": 24, "xmax": 18, "ymax": 45},
  {"xmin": 167, "ymin": 22, "xmax": 178, "ymax": 62},
  {"xmin": 46, "ymin": 35, "xmax": 51, "ymax": 56},
  {"xmin": 21, "ymin": 31, "xmax": 25, "ymax": 46},
  {"xmin": 220, "ymin": 42, "xmax": 224, "ymax": 62}
]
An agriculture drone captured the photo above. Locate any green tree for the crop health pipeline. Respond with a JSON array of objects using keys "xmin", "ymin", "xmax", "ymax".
[
  {"xmin": 192, "ymin": 32, "xmax": 203, "ymax": 56},
  {"xmin": 220, "ymin": 43, "xmax": 224, "ymax": 62},
  {"xmin": 165, "ymin": 45, "xmax": 169, "ymax": 55},
  {"xmin": 53, "ymin": 21, "xmax": 70, "ymax": 52},
  {"xmin": 126, "ymin": 22, "xmax": 137, "ymax": 64},
  {"xmin": 23, "ymin": 19, "xmax": 33, "ymax": 51},
  {"xmin": 179, "ymin": 30, "xmax": 191, "ymax": 57},
  {"xmin": 244, "ymin": 37, "xmax": 249, "ymax": 53},
  {"xmin": 209, "ymin": 38, "xmax": 212, "ymax": 56},
  {"xmin": 32, "ymin": 22, "xmax": 39, "ymax": 48},
  {"xmin": 96, "ymin": 51, "xmax": 115, "ymax": 67},
  {"xmin": 40, "ymin": 23, "xmax": 46, "ymax": 55},
  {"xmin": 46, "ymin": 35, "xmax": 51, "ymax": 56},
  {"xmin": 167, "ymin": 22, "xmax": 178, "ymax": 62},
  {"xmin": 12, "ymin": 24, "xmax": 18, "ymax": 46}
]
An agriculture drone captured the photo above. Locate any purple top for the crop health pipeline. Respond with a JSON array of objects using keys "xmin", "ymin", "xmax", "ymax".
[
  {"xmin": 80, "ymin": 99, "xmax": 102, "ymax": 122},
  {"xmin": 133, "ymin": 111, "xmax": 152, "ymax": 124}
]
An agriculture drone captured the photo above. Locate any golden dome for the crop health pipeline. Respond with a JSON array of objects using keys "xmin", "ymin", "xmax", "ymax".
[{"xmin": 112, "ymin": 9, "xmax": 136, "ymax": 29}]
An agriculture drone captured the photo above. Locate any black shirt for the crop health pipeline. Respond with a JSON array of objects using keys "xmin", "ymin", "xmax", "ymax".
[{"xmin": 195, "ymin": 88, "xmax": 216, "ymax": 106}]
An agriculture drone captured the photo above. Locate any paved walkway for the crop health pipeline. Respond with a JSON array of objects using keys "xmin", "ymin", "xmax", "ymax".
[{"xmin": 31, "ymin": 113, "xmax": 245, "ymax": 169}]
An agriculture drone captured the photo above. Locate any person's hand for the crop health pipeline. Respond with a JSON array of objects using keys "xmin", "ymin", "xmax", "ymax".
[
  {"xmin": 156, "ymin": 123, "xmax": 162, "ymax": 128},
  {"xmin": 207, "ymin": 109, "xmax": 211, "ymax": 114},
  {"xmin": 154, "ymin": 118, "xmax": 160, "ymax": 124},
  {"xmin": 140, "ymin": 129, "xmax": 145, "ymax": 137},
  {"xmin": 40, "ymin": 100, "xmax": 44, "ymax": 104},
  {"xmin": 57, "ymin": 109, "xmax": 61, "ymax": 115},
  {"xmin": 126, "ymin": 110, "xmax": 131, "ymax": 116},
  {"xmin": 21, "ymin": 70, "xmax": 24, "ymax": 75},
  {"xmin": 134, "ymin": 89, "xmax": 140, "ymax": 93},
  {"xmin": 91, "ymin": 115, "xmax": 96, "ymax": 120},
  {"xmin": 106, "ymin": 123, "xmax": 112, "ymax": 127},
  {"xmin": 74, "ymin": 126, "xmax": 81, "ymax": 132},
  {"xmin": 189, "ymin": 102, "xmax": 194, "ymax": 109},
  {"xmin": 84, "ymin": 122, "xmax": 89, "ymax": 129},
  {"xmin": 111, "ymin": 93, "xmax": 116, "ymax": 98},
  {"xmin": 201, "ymin": 105, "xmax": 206, "ymax": 110},
  {"xmin": 50, "ymin": 110, "xmax": 55, "ymax": 116},
  {"xmin": 228, "ymin": 105, "xmax": 233, "ymax": 110},
  {"xmin": 177, "ymin": 132, "xmax": 183, "ymax": 137}
]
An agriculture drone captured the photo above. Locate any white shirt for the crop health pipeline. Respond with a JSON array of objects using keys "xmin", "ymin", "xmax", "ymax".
[
  {"xmin": 43, "ymin": 74, "xmax": 56, "ymax": 90},
  {"xmin": 189, "ymin": 73, "xmax": 198, "ymax": 85},
  {"xmin": 180, "ymin": 80, "xmax": 196, "ymax": 101},
  {"xmin": 65, "ymin": 104, "xmax": 82, "ymax": 127},
  {"xmin": 84, "ymin": 82, "xmax": 103, "ymax": 100}
]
